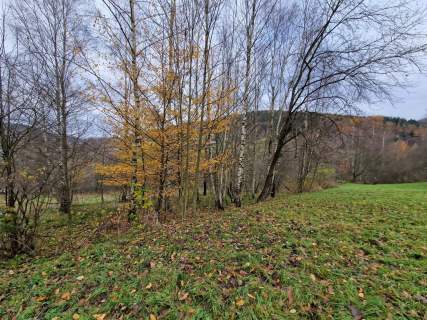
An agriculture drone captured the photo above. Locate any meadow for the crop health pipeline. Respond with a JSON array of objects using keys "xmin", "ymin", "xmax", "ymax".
[{"xmin": 1, "ymin": 183, "xmax": 426, "ymax": 319}]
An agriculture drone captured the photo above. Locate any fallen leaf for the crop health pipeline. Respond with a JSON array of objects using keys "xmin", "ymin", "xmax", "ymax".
[
  {"xmin": 93, "ymin": 313, "xmax": 107, "ymax": 320},
  {"xmin": 149, "ymin": 314, "xmax": 157, "ymax": 320},
  {"xmin": 310, "ymin": 274, "xmax": 316, "ymax": 282},
  {"xmin": 287, "ymin": 287, "xmax": 294, "ymax": 306},
  {"xmin": 145, "ymin": 283, "xmax": 153, "ymax": 289},
  {"xmin": 328, "ymin": 286, "xmax": 334, "ymax": 295},
  {"xmin": 235, "ymin": 298, "xmax": 245, "ymax": 307},
  {"xmin": 61, "ymin": 292, "xmax": 71, "ymax": 301},
  {"xmin": 76, "ymin": 275, "xmax": 84, "ymax": 281},
  {"xmin": 35, "ymin": 296, "xmax": 48, "ymax": 302},
  {"xmin": 72, "ymin": 314, "xmax": 80, "ymax": 320},
  {"xmin": 348, "ymin": 304, "xmax": 363, "ymax": 320},
  {"xmin": 178, "ymin": 291, "xmax": 189, "ymax": 301}
]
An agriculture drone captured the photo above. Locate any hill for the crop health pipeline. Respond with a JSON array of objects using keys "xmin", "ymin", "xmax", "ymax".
[{"xmin": 1, "ymin": 183, "xmax": 426, "ymax": 319}]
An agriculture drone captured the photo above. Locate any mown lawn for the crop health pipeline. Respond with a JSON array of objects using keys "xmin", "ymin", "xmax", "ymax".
[{"xmin": 1, "ymin": 183, "xmax": 426, "ymax": 319}]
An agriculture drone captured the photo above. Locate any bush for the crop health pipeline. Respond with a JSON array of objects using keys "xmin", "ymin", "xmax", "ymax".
[
  {"xmin": 0, "ymin": 205, "xmax": 36, "ymax": 257},
  {"xmin": 0, "ymin": 197, "xmax": 48, "ymax": 258}
]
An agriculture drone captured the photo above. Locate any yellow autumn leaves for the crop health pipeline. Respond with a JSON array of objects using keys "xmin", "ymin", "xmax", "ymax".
[{"xmin": 52, "ymin": 313, "xmax": 106, "ymax": 320}]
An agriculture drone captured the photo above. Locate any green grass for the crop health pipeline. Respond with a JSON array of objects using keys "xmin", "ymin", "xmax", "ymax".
[
  {"xmin": 42, "ymin": 192, "xmax": 119, "ymax": 206},
  {"xmin": 1, "ymin": 183, "xmax": 426, "ymax": 319}
]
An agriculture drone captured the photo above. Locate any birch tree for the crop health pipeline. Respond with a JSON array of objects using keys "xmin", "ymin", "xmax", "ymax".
[
  {"xmin": 12, "ymin": 0, "xmax": 87, "ymax": 216},
  {"xmin": 234, "ymin": 0, "xmax": 258, "ymax": 207},
  {"xmin": 257, "ymin": 0, "xmax": 427, "ymax": 201}
]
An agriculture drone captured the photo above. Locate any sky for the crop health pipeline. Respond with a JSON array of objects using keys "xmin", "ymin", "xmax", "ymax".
[
  {"xmin": 363, "ymin": 73, "xmax": 427, "ymax": 120},
  {"xmin": 359, "ymin": 0, "xmax": 427, "ymax": 121},
  {"xmin": 0, "ymin": 0, "xmax": 426, "ymax": 120}
]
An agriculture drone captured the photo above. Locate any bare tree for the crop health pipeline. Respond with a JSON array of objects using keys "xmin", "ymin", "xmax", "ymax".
[
  {"xmin": 11, "ymin": 0, "xmax": 88, "ymax": 216},
  {"xmin": 0, "ymin": 10, "xmax": 55, "ymax": 257},
  {"xmin": 0, "ymin": 10, "xmax": 48, "ymax": 209},
  {"xmin": 193, "ymin": 0, "xmax": 223, "ymax": 207},
  {"xmin": 258, "ymin": 0, "xmax": 427, "ymax": 201},
  {"xmin": 234, "ymin": 0, "xmax": 260, "ymax": 207}
]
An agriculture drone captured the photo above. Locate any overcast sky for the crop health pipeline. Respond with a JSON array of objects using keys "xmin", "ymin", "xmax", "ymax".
[
  {"xmin": 1, "ymin": 0, "xmax": 426, "ymax": 120},
  {"xmin": 363, "ymin": 73, "xmax": 427, "ymax": 120},
  {"xmin": 361, "ymin": 0, "xmax": 427, "ymax": 120}
]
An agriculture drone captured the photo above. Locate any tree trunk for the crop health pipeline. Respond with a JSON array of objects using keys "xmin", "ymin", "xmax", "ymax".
[
  {"xmin": 3, "ymin": 154, "xmax": 16, "ymax": 207},
  {"xmin": 156, "ymin": 131, "xmax": 166, "ymax": 217},
  {"xmin": 203, "ymin": 177, "xmax": 208, "ymax": 196},
  {"xmin": 193, "ymin": 0, "xmax": 211, "ymax": 209},
  {"xmin": 57, "ymin": 0, "xmax": 72, "ymax": 217},
  {"xmin": 234, "ymin": 109, "xmax": 247, "ymax": 207},
  {"xmin": 120, "ymin": 187, "xmax": 128, "ymax": 202},
  {"xmin": 128, "ymin": 0, "xmax": 143, "ymax": 220},
  {"xmin": 234, "ymin": 0, "xmax": 257, "ymax": 207},
  {"xmin": 182, "ymin": 15, "xmax": 196, "ymax": 218},
  {"xmin": 58, "ymin": 103, "xmax": 71, "ymax": 216},
  {"xmin": 257, "ymin": 136, "xmax": 285, "ymax": 202}
]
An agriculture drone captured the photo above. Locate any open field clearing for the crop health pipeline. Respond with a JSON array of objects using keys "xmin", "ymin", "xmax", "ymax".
[
  {"xmin": 2, "ymin": 0, "xmax": 427, "ymax": 318},
  {"xmin": 1, "ymin": 183, "xmax": 426, "ymax": 319}
]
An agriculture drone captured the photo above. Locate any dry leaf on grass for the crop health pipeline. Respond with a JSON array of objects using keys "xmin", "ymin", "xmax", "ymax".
[
  {"xmin": 145, "ymin": 282, "xmax": 153, "ymax": 289},
  {"xmin": 35, "ymin": 296, "xmax": 48, "ymax": 302},
  {"xmin": 178, "ymin": 291, "xmax": 189, "ymax": 301},
  {"xmin": 61, "ymin": 292, "xmax": 71, "ymax": 301},
  {"xmin": 287, "ymin": 287, "xmax": 294, "ymax": 306},
  {"xmin": 235, "ymin": 298, "xmax": 245, "ymax": 306}
]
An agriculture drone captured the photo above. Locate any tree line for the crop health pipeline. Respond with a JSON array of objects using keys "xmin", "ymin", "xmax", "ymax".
[{"xmin": 1, "ymin": 0, "xmax": 427, "ymax": 257}]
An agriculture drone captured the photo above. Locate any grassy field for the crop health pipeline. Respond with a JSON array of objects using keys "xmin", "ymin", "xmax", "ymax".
[{"xmin": 1, "ymin": 183, "xmax": 426, "ymax": 319}]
